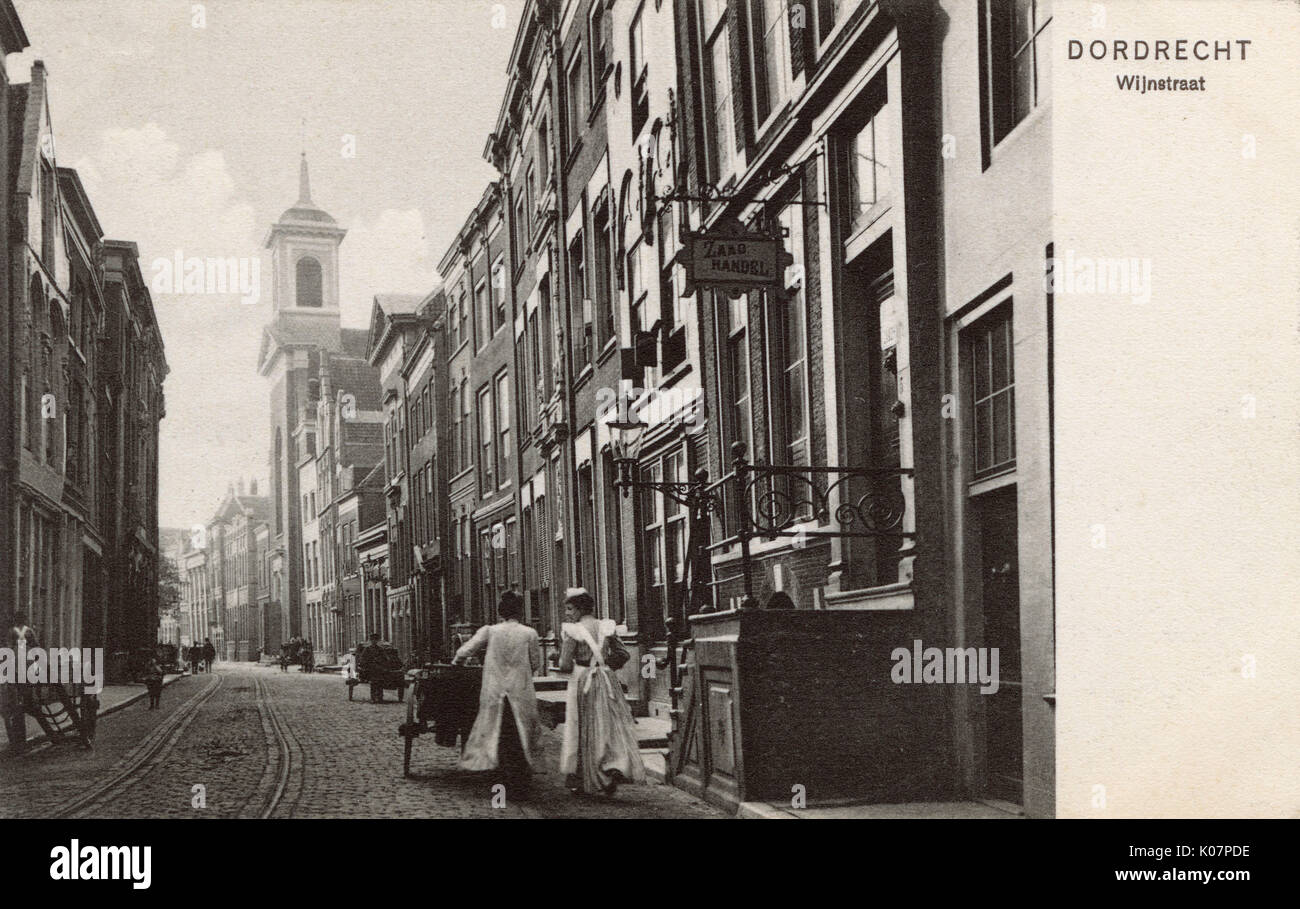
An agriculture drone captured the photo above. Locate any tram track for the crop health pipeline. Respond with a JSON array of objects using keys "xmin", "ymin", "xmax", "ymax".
[
  {"xmin": 49, "ymin": 672, "xmax": 224, "ymax": 819},
  {"xmin": 247, "ymin": 674, "xmax": 304, "ymax": 818}
]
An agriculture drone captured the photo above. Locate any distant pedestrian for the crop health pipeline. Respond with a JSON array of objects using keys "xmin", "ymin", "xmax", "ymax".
[
  {"xmin": 144, "ymin": 657, "xmax": 164, "ymax": 710},
  {"xmin": 203, "ymin": 638, "xmax": 216, "ymax": 671},
  {"xmin": 4, "ymin": 612, "xmax": 39, "ymax": 752}
]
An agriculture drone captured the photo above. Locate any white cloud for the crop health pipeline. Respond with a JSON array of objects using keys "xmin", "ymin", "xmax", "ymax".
[
  {"xmin": 73, "ymin": 123, "xmax": 257, "ymax": 262},
  {"xmin": 339, "ymin": 207, "xmax": 440, "ymax": 326}
]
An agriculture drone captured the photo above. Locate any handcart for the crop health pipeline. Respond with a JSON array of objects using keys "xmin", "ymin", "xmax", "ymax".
[{"xmin": 399, "ymin": 663, "xmax": 482, "ymax": 777}]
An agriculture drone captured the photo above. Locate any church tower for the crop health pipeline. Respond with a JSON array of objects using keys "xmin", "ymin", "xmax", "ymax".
[
  {"xmin": 264, "ymin": 154, "xmax": 345, "ymax": 348},
  {"xmin": 256, "ymin": 154, "xmax": 346, "ymax": 648}
]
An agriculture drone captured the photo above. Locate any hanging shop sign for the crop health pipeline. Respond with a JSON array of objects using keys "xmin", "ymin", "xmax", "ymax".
[{"xmin": 680, "ymin": 218, "xmax": 792, "ymax": 298}]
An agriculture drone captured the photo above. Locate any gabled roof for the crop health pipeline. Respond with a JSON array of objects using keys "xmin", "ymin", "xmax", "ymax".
[
  {"xmin": 211, "ymin": 490, "xmax": 272, "ymax": 526},
  {"xmin": 373, "ymin": 293, "xmax": 425, "ymax": 316},
  {"xmin": 365, "ymin": 293, "xmax": 429, "ymax": 365}
]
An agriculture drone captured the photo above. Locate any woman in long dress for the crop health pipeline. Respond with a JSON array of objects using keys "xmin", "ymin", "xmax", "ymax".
[
  {"xmin": 452, "ymin": 591, "xmax": 544, "ymax": 790},
  {"xmin": 558, "ymin": 588, "xmax": 646, "ymax": 796}
]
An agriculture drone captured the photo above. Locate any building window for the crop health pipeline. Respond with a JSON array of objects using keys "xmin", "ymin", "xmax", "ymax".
[
  {"xmin": 565, "ymin": 55, "xmax": 585, "ymax": 156},
  {"xmin": 40, "ymin": 163, "xmax": 56, "ymax": 264},
  {"xmin": 576, "ymin": 462, "xmax": 596, "ymax": 597},
  {"xmin": 504, "ymin": 518, "xmax": 518, "ymax": 593},
  {"xmin": 527, "ymin": 309, "xmax": 541, "ymax": 429},
  {"xmin": 769, "ymin": 197, "xmax": 810, "ymax": 468},
  {"xmin": 813, "ymin": 0, "xmax": 861, "ymax": 45},
  {"xmin": 537, "ymin": 119, "xmax": 550, "ymax": 187},
  {"xmin": 967, "ymin": 306, "xmax": 1015, "ymax": 477},
  {"xmin": 640, "ymin": 462, "xmax": 664, "ymax": 623},
  {"xmin": 724, "ymin": 295, "xmax": 753, "ymax": 460},
  {"xmin": 745, "ymin": 0, "xmax": 789, "ymax": 129},
  {"xmin": 592, "ymin": 202, "xmax": 615, "ymax": 348},
  {"xmin": 478, "ymin": 384, "xmax": 495, "ymax": 494},
  {"xmin": 296, "ymin": 257, "xmax": 323, "ymax": 308},
  {"xmin": 717, "ymin": 293, "xmax": 753, "ymax": 533},
  {"xmin": 840, "ymin": 79, "xmax": 893, "ymax": 236},
  {"xmin": 589, "ymin": 0, "xmax": 609, "ymax": 102},
  {"xmin": 492, "ymin": 256, "xmax": 507, "ymax": 332},
  {"xmin": 475, "ymin": 278, "xmax": 490, "ymax": 350},
  {"xmin": 629, "ymin": 2, "xmax": 649, "ymax": 138},
  {"xmin": 19, "ymin": 375, "xmax": 29, "ymax": 450},
  {"xmin": 460, "ymin": 380, "xmax": 472, "ymax": 473},
  {"xmin": 480, "ymin": 527, "xmax": 496, "ymax": 620},
  {"xmin": 495, "ymin": 370, "xmax": 511, "ymax": 488},
  {"xmin": 514, "ymin": 191, "xmax": 528, "ymax": 262},
  {"xmin": 457, "ymin": 287, "xmax": 469, "ymax": 348},
  {"xmin": 986, "ymin": 0, "xmax": 1052, "ymax": 144},
  {"xmin": 698, "ymin": 0, "xmax": 734, "ymax": 186},
  {"xmin": 526, "ymin": 164, "xmax": 536, "ymax": 235},
  {"xmin": 568, "ymin": 231, "xmax": 590, "ymax": 368},
  {"xmin": 627, "ymin": 237, "xmax": 645, "ymax": 346},
  {"xmin": 538, "ymin": 275, "xmax": 554, "ymax": 400}
]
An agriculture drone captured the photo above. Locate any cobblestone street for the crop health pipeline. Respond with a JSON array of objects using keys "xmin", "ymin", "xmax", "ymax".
[{"xmin": 0, "ymin": 665, "xmax": 727, "ymax": 819}]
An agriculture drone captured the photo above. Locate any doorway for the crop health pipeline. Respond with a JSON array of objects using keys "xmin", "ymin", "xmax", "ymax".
[{"xmin": 976, "ymin": 484, "xmax": 1022, "ymax": 803}]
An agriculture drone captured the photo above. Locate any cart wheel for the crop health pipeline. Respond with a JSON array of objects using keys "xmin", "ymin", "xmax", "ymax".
[{"xmin": 403, "ymin": 733, "xmax": 414, "ymax": 777}]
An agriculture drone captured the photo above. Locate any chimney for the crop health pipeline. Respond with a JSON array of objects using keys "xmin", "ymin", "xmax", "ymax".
[
  {"xmin": 237, "ymin": 477, "xmax": 245, "ymax": 496},
  {"xmin": 227, "ymin": 481, "xmax": 235, "ymax": 498},
  {"xmin": 249, "ymin": 478, "xmax": 259, "ymax": 496}
]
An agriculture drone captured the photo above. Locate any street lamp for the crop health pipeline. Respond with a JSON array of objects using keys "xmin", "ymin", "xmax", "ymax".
[{"xmin": 608, "ymin": 416, "xmax": 648, "ymax": 496}]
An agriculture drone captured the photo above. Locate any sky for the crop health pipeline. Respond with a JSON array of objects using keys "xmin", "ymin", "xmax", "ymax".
[{"xmin": 8, "ymin": 0, "xmax": 524, "ymax": 530}]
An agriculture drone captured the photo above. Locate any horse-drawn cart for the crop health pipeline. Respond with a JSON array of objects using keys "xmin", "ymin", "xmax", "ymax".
[{"xmin": 347, "ymin": 642, "xmax": 407, "ymax": 702}]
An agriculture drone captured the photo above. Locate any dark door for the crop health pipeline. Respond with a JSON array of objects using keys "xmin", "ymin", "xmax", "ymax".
[{"xmin": 977, "ymin": 485, "xmax": 1022, "ymax": 803}]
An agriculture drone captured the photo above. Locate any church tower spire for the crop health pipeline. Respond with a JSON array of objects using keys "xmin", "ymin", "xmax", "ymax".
[{"xmin": 298, "ymin": 152, "xmax": 312, "ymax": 205}]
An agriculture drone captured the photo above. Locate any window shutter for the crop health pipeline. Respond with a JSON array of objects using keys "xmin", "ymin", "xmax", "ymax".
[{"xmin": 726, "ymin": 0, "xmax": 748, "ymax": 154}]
